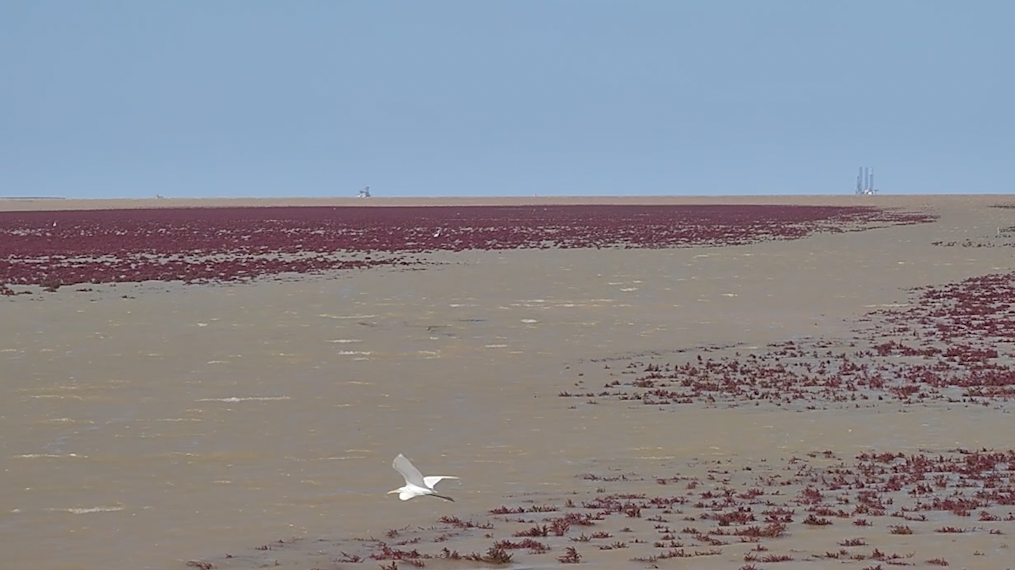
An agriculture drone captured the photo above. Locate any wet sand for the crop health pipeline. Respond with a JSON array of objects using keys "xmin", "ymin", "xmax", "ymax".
[{"xmin": 2, "ymin": 195, "xmax": 1015, "ymax": 570}]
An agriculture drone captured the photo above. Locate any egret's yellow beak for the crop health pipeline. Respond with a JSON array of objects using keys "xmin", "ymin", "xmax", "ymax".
[{"xmin": 387, "ymin": 489, "xmax": 399, "ymax": 494}]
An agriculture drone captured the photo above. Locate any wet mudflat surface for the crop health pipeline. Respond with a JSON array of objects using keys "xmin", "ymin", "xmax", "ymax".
[{"xmin": 2, "ymin": 196, "xmax": 1015, "ymax": 570}]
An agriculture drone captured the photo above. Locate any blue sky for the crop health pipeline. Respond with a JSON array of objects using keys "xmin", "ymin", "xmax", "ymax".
[{"xmin": 1, "ymin": 0, "xmax": 1012, "ymax": 198}]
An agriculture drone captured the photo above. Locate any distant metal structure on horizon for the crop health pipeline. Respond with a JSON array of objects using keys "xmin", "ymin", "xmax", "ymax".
[
  {"xmin": 855, "ymin": 167, "xmax": 878, "ymax": 195},
  {"xmin": 357, "ymin": 186, "xmax": 371, "ymax": 198}
]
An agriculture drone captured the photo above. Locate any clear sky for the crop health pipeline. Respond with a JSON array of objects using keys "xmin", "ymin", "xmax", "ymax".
[{"xmin": 1, "ymin": 0, "xmax": 1012, "ymax": 199}]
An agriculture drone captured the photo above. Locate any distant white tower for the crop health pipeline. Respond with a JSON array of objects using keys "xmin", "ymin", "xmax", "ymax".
[{"xmin": 855, "ymin": 167, "xmax": 878, "ymax": 195}]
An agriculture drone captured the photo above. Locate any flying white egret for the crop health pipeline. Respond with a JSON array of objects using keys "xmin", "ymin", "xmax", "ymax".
[{"xmin": 388, "ymin": 453, "xmax": 458, "ymax": 502}]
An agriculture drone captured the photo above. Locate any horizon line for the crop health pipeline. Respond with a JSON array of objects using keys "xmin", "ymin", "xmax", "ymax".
[{"xmin": 3, "ymin": 192, "xmax": 1014, "ymax": 201}]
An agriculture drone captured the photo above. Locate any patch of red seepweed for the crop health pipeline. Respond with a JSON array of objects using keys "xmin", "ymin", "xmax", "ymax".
[{"xmin": 1, "ymin": 204, "xmax": 933, "ymax": 288}]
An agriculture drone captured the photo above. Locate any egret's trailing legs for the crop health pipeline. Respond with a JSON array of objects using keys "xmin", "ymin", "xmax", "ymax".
[{"xmin": 388, "ymin": 453, "xmax": 458, "ymax": 502}]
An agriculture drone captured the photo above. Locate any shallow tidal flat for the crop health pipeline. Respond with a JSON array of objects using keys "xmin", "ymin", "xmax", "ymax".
[{"xmin": 2, "ymin": 196, "xmax": 1015, "ymax": 570}]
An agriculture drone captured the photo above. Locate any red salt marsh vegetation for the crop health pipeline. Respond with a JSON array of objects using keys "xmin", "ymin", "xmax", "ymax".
[
  {"xmin": 558, "ymin": 269, "xmax": 1015, "ymax": 409},
  {"xmin": 197, "ymin": 448, "xmax": 1014, "ymax": 569},
  {"xmin": 0, "ymin": 204, "xmax": 933, "ymax": 290}
]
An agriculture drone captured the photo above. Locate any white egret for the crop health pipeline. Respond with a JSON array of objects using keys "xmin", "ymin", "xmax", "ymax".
[{"xmin": 388, "ymin": 453, "xmax": 458, "ymax": 502}]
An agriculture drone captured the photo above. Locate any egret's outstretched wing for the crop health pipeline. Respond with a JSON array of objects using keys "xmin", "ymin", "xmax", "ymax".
[
  {"xmin": 423, "ymin": 475, "xmax": 459, "ymax": 489},
  {"xmin": 393, "ymin": 454, "xmax": 426, "ymax": 487}
]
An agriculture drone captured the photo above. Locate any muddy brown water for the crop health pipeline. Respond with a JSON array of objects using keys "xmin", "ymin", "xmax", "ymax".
[{"xmin": 3, "ymin": 196, "xmax": 1015, "ymax": 570}]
